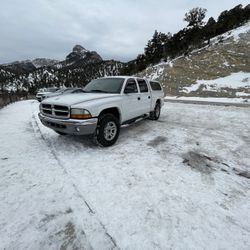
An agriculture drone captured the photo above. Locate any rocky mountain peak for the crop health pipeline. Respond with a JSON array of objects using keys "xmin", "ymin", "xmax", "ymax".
[
  {"xmin": 66, "ymin": 44, "xmax": 102, "ymax": 62},
  {"xmin": 72, "ymin": 45, "xmax": 88, "ymax": 53}
]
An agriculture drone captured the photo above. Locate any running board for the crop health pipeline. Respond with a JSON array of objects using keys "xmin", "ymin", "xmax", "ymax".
[{"xmin": 121, "ymin": 114, "xmax": 148, "ymax": 125}]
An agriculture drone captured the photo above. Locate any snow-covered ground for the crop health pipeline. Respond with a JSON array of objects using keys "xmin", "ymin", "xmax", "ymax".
[
  {"xmin": 0, "ymin": 100, "xmax": 250, "ymax": 250},
  {"xmin": 182, "ymin": 72, "xmax": 250, "ymax": 94}
]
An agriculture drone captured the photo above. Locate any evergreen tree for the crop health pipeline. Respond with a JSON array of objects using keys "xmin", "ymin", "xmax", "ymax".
[{"xmin": 184, "ymin": 7, "xmax": 207, "ymax": 27}]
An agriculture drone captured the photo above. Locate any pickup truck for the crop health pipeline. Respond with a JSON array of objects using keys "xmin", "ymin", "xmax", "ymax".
[
  {"xmin": 36, "ymin": 87, "xmax": 59, "ymax": 102},
  {"xmin": 38, "ymin": 76, "xmax": 164, "ymax": 146}
]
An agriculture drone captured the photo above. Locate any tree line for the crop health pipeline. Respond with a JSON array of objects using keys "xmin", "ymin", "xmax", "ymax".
[{"xmin": 121, "ymin": 4, "xmax": 250, "ymax": 75}]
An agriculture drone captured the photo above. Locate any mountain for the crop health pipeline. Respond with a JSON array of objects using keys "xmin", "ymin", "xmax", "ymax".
[
  {"xmin": 0, "ymin": 45, "xmax": 124, "ymax": 92},
  {"xmin": 32, "ymin": 58, "xmax": 59, "ymax": 68},
  {"xmin": 138, "ymin": 21, "xmax": 250, "ymax": 98},
  {"xmin": 52, "ymin": 45, "xmax": 103, "ymax": 69},
  {"xmin": 66, "ymin": 44, "xmax": 102, "ymax": 62},
  {"xmin": 1, "ymin": 60, "xmax": 36, "ymax": 74}
]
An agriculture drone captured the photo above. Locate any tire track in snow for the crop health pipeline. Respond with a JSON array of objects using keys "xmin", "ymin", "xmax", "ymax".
[{"xmin": 30, "ymin": 101, "xmax": 119, "ymax": 250}]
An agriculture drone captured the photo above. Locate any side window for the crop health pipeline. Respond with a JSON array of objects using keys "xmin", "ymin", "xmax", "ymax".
[
  {"xmin": 150, "ymin": 81, "xmax": 162, "ymax": 91},
  {"xmin": 137, "ymin": 79, "xmax": 148, "ymax": 93},
  {"xmin": 124, "ymin": 79, "xmax": 138, "ymax": 93}
]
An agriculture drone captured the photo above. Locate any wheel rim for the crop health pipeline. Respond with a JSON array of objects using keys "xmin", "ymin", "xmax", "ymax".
[
  {"xmin": 155, "ymin": 104, "xmax": 160, "ymax": 118},
  {"xmin": 104, "ymin": 121, "xmax": 117, "ymax": 141}
]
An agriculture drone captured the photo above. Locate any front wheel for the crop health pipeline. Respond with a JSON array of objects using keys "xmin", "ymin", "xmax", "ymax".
[
  {"xmin": 95, "ymin": 114, "xmax": 120, "ymax": 147},
  {"xmin": 149, "ymin": 102, "xmax": 161, "ymax": 120}
]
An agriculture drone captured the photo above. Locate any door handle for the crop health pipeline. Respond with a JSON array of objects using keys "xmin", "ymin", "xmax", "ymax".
[{"xmin": 137, "ymin": 97, "xmax": 141, "ymax": 101}]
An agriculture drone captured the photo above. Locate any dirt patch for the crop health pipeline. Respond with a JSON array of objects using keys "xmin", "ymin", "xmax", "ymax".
[
  {"xmin": 41, "ymin": 208, "xmax": 73, "ymax": 224},
  {"xmin": 183, "ymin": 151, "xmax": 215, "ymax": 174},
  {"xmin": 57, "ymin": 222, "xmax": 78, "ymax": 250},
  {"xmin": 233, "ymin": 168, "xmax": 250, "ymax": 179},
  {"xmin": 147, "ymin": 136, "xmax": 167, "ymax": 147},
  {"xmin": 237, "ymin": 171, "xmax": 250, "ymax": 179}
]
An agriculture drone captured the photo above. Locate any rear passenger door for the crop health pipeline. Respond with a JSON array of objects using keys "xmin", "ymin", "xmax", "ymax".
[{"xmin": 137, "ymin": 79, "xmax": 151, "ymax": 114}]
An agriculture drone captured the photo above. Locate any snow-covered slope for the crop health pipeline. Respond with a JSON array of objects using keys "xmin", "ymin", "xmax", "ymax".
[
  {"xmin": 183, "ymin": 72, "xmax": 250, "ymax": 97},
  {"xmin": 139, "ymin": 21, "xmax": 250, "ymax": 98},
  {"xmin": 32, "ymin": 58, "xmax": 59, "ymax": 68}
]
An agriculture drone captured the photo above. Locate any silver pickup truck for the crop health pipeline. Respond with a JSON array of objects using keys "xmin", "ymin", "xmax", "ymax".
[{"xmin": 38, "ymin": 76, "xmax": 164, "ymax": 146}]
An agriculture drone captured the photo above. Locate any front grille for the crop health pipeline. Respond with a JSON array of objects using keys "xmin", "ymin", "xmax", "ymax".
[{"xmin": 41, "ymin": 104, "xmax": 69, "ymax": 118}]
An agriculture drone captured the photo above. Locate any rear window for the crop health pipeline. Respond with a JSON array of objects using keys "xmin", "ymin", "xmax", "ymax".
[
  {"xmin": 137, "ymin": 79, "xmax": 148, "ymax": 93},
  {"xmin": 150, "ymin": 81, "xmax": 162, "ymax": 91}
]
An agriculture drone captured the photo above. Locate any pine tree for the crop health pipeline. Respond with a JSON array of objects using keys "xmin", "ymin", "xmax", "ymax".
[{"xmin": 184, "ymin": 7, "xmax": 207, "ymax": 27}]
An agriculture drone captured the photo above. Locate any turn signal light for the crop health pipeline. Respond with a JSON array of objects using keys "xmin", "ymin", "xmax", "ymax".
[{"xmin": 71, "ymin": 114, "xmax": 92, "ymax": 119}]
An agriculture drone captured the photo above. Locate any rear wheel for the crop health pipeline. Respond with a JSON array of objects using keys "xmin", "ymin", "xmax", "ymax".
[
  {"xmin": 149, "ymin": 102, "xmax": 161, "ymax": 120},
  {"xmin": 95, "ymin": 114, "xmax": 120, "ymax": 147}
]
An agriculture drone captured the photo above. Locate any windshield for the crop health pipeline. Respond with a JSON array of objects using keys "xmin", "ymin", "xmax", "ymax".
[{"xmin": 84, "ymin": 78, "xmax": 124, "ymax": 94}]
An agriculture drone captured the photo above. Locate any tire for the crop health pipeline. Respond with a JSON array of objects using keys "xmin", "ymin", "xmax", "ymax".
[
  {"xmin": 55, "ymin": 131, "xmax": 67, "ymax": 136},
  {"xmin": 149, "ymin": 102, "xmax": 161, "ymax": 120},
  {"xmin": 95, "ymin": 114, "xmax": 120, "ymax": 147}
]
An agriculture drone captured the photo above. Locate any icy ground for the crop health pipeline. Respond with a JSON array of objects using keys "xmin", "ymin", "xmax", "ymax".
[{"xmin": 0, "ymin": 100, "xmax": 250, "ymax": 250}]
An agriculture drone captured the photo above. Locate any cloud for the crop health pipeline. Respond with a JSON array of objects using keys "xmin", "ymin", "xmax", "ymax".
[{"xmin": 0, "ymin": 0, "xmax": 249, "ymax": 63}]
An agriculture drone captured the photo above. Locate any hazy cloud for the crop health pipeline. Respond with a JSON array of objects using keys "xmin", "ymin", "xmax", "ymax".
[{"xmin": 0, "ymin": 0, "xmax": 248, "ymax": 63}]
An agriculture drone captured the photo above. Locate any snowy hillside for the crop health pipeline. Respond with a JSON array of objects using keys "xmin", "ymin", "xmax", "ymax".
[{"xmin": 139, "ymin": 21, "xmax": 250, "ymax": 98}]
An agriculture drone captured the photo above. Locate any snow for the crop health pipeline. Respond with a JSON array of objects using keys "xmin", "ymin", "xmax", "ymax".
[
  {"xmin": 165, "ymin": 96, "xmax": 250, "ymax": 104},
  {"xmin": 210, "ymin": 21, "xmax": 250, "ymax": 44},
  {"xmin": 182, "ymin": 72, "xmax": 250, "ymax": 93},
  {"xmin": 236, "ymin": 92, "xmax": 250, "ymax": 97},
  {"xmin": 1, "ymin": 100, "xmax": 250, "ymax": 249},
  {"xmin": 223, "ymin": 60, "xmax": 230, "ymax": 67}
]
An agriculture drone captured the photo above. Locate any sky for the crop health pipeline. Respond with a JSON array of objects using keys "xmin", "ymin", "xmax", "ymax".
[{"xmin": 0, "ymin": 0, "xmax": 249, "ymax": 63}]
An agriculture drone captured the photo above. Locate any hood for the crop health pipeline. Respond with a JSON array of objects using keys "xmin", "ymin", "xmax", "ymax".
[{"xmin": 42, "ymin": 93, "xmax": 119, "ymax": 106}]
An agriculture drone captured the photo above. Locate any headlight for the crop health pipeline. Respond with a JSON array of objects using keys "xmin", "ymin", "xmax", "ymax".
[{"xmin": 70, "ymin": 108, "xmax": 92, "ymax": 119}]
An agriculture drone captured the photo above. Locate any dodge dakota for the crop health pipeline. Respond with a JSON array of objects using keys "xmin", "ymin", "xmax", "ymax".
[{"xmin": 38, "ymin": 76, "xmax": 164, "ymax": 146}]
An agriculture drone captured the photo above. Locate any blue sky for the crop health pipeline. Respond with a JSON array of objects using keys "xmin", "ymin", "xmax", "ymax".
[{"xmin": 0, "ymin": 0, "xmax": 249, "ymax": 63}]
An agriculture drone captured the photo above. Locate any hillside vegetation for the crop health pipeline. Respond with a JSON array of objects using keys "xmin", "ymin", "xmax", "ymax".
[{"xmin": 138, "ymin": 22, "xmax": 250, "ymax": 98}]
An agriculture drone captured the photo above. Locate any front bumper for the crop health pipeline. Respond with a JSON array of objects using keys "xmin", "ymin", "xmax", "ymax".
[{"xmin": 38, "ymin": 113, "xmax": 98, "ymax": 135}]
